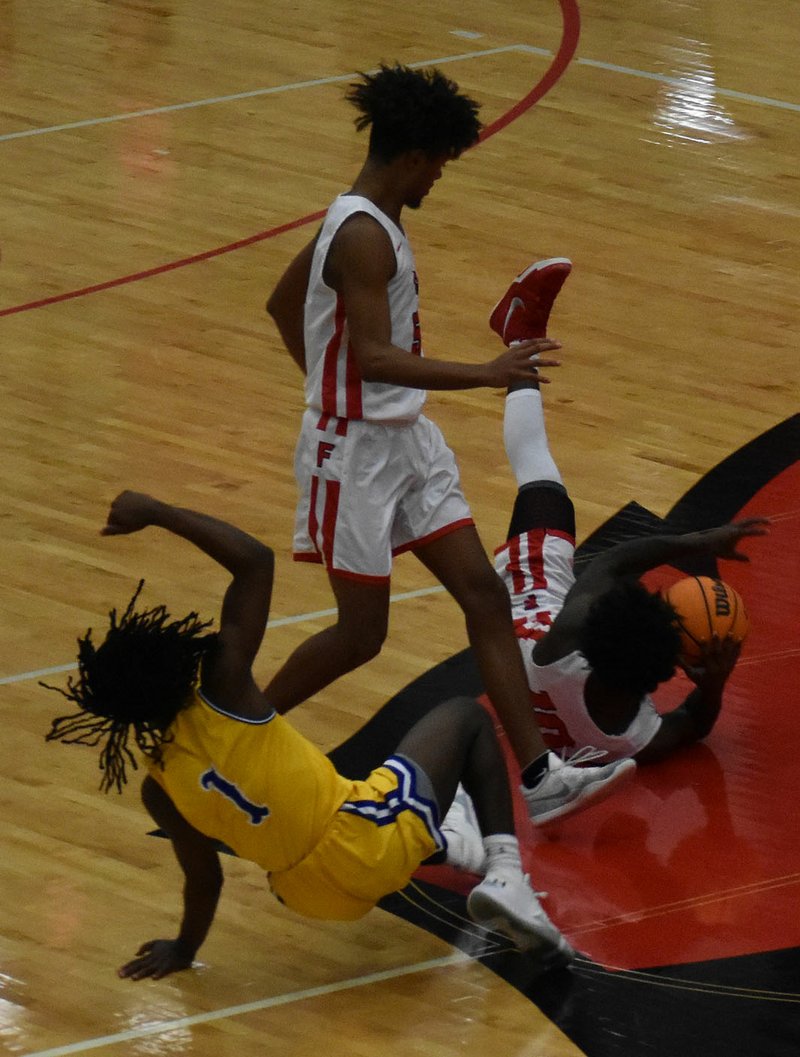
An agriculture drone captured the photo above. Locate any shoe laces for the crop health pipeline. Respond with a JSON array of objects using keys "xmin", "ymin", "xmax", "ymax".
[{"xmin": 554, "ymin": 745, "xmax": 610, "ymax": 767}]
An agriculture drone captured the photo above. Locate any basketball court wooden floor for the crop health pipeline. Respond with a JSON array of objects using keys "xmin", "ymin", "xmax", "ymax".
[{"xmin": 2, "ymin": 0, "xmax": 799, "ymax": 1054}]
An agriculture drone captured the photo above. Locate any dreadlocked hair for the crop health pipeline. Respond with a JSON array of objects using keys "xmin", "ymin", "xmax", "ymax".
[
  {"xmin": 42, "ymin": 580, "xmax": 218, "ymax": 794},
  {"xmin": 346, "ymin": 63, "xmax": 482, "ymax": 163},
  {"xmin": 578, "ymin": 579, "xmax": 682, "ymax": 697}
]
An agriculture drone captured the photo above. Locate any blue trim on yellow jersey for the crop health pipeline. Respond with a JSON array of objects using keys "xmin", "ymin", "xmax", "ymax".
[
  {"xmin": 197, "ymin": 686, "xmax": 277, "ymax": 725},
  {"xmin": 339, "ymin": 755, "xmax": 444, "ymax": 851}
]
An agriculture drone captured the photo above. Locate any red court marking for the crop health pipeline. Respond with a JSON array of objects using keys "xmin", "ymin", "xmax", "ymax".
[{"xmin": 0, "ymin": 0, "xmax": 581, "ymax": 319}]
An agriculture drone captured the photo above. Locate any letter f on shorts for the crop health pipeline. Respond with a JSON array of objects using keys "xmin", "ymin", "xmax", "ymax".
[{"xmin": 317, "ymin": 441, "xmax": 335, "ymax": 467}]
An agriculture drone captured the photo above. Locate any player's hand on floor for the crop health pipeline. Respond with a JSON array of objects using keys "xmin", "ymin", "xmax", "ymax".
[{"xmin": 118, "ymin": 938, "xmax": 195, "ymax": 980}]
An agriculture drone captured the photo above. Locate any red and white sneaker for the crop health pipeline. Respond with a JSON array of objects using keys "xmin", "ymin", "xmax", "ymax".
[{"xmin": 489, "ymin": 257, "xmax": 572, "ymax": 346}]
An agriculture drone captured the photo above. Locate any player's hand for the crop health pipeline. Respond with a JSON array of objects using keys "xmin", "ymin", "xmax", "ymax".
[
  {"xmin": 487, "ymin": 338, "xmax": 562, "ymax": 386},
  {"xmin": 101, "ymin": 491, "xmax": 163, "ymax": 536},
  {"xmin": 681, "ymin": 635, "xmax": 741, "ymax": 688},
  {"xmin": 696, "ymin": 518, "xmax": 770, "ymax": 561},
  {"xmin": 118, "ymin": 938, "xmax": 195, "ymax": 981}
]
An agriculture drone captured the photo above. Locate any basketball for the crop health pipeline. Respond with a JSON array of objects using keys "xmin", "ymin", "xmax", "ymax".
[{"xmin": 663, "ymin": 576, "xmax": 749, "ymax": 664}]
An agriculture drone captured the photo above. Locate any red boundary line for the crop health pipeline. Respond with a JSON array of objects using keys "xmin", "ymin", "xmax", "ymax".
[{"xmin": 0, "ymin": 1, "xmax": 580, "ymax": 319}]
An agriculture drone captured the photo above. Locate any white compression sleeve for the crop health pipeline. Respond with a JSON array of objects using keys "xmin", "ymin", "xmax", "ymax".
[{"xmin": 503, "ymin": 388, "xmax": 562, "ymax": 488}]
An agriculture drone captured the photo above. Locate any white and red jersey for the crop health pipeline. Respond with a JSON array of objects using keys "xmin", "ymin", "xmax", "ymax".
[
  {"xmin": 494, "ymin": 528, "xmax": 662, "ymax": 760},
  {"xmin": 304, "ymin": 194, "xmax": 425, "ymax": 424}
]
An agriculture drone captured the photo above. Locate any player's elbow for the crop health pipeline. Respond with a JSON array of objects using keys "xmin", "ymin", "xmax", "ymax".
[
  {"xmin": 250, "ymin": 542, "xmax": 275, "ymax": 577},
  {"xmin": 236, "ymin": 541, "xmax": 274, "ymax": 583}
]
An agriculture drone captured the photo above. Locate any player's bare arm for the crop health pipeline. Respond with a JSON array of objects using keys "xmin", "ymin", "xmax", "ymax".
[
  {"xmin": 580, "ymin": 519, "xmax": 770, "ymax": 585},
  {"xmin": 328, "ymin": 214, "xmax": 561, "ymax": 389},
  {"xmin": 266, "ymin": 233, "xmax": 320, "ymax": 373},
  {"xmin": 118, "ymin": 776, "xmax": 224, "ymax": 981},
  {"xmin": 103, "ymin": 491, "xmax": 275, "ymax": 716}
]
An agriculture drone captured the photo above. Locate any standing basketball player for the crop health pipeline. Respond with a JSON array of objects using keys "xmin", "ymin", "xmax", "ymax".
[
  {"xmin": 488, "ymin": 257, "xmax": 769, "ymax": 763},
  {"xmin": 265, "ymin": 63, "xmax": 633, "ymax": 824}
]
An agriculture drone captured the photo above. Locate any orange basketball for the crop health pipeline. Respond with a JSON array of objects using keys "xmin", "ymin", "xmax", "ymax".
[{"xmin": 663, "ymin": 576, "xmax": 749, "ymax": 664}]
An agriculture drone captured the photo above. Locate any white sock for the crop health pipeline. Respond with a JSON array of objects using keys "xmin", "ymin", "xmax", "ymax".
[
  {"xmin": 483, "ymin": 834, "xmax": 524, "ymax": 883},
  {"xmin": 503, "ymin": 389, "xmax": 562, "ymax": 488}
]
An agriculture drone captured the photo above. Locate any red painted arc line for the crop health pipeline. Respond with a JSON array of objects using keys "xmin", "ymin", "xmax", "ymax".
[{"xmin": 1, "ymin": 0, "xmax": 581, "ymax": 319}]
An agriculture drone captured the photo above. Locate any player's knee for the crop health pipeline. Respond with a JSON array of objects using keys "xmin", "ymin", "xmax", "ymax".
[
  {"xmin": 338, "ymin": 621, "xmax": 387, "ymax": 664},
  {"xmin": 442, "ymin": 695, "xmax": 491, "ymax": 736}
]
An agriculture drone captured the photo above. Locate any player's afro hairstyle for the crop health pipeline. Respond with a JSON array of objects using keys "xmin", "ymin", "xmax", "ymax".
[
  {"xmin": 346, "ymin": 63, "xmax": 482, "ymax": 162},
  {"xmin": 578, "ymin": 579, "xmax": 681, "ymax": 697},
  {"xmin": 43, "ymin": 581, "xmax": 217, "ymax": 793}
]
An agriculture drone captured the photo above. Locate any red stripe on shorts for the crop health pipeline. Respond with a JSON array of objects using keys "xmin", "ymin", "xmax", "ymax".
[
  {"xmin": 308, "ymin": 475, "xmax": 322, "ymax": 558},
  {"xmin": 320, "ymin": 478, "xmax": 341, "ymax": 568},
  {"xmin": 524, "ymin": 529, "xmax": 547, "ymax": 590},
  {"xmin": 506, "ymin": 534, "xmax": 526, "ymax": 595}
]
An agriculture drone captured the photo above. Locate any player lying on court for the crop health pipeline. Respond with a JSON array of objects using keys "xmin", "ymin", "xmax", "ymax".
[
  {"xmin": 488, "ymin": 259, "xmax": 769, "ymax": 765},
  {"xmin": 43, "ymin": 491, "xmax": 575, "ymax": 981}
]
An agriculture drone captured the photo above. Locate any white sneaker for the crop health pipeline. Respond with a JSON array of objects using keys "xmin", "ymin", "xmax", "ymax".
[
  {"xmin": 467, "ymin": 872, "xmax": 575, "ymax": 967},
  {"xmin": 441, "ymin": 784, "xmax": 487, "ymax": 875},
  {"xmin": 523, "ymin": 750, "xmax": 637, "ymax": 825}
]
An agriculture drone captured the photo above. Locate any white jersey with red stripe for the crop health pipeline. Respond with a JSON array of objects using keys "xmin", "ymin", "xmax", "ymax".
[
  {"xmin": 494, "ymin": 527, "xmax": 662, "ymax": 760},
  {"xmin": 304, "ymin": 193, "xmax": 425, "ymax": 423}
]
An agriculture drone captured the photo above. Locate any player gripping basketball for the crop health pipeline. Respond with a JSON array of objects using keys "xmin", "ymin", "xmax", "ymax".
[
  {"xmin": 488, "ymin": 259, "xmax": 768, "ymax": 765},
  {"xmin": 664, "ymin": 576, "xmax": 749, "ymax": 665}
]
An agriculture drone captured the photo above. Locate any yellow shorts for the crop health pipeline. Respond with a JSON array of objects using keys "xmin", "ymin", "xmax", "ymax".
[{"xmin": 269, "ymin": 756, "xmax": 442, "ymax": 920}]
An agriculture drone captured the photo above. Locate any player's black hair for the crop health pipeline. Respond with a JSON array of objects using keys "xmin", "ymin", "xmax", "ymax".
[
  {"xmin": 42, "ymin": 581, "xmax": 218, "ymax": 793},
  {"xmin": 346, "ymin": 63, "xmax": 482, "ymax": 163},
  {"xmin": 578, "ymin": 579, "xmax": 681, "ymax": 696}
]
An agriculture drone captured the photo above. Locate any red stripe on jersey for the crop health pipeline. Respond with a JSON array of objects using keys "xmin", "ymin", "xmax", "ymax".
[
  {"xmin": 344, "ymin": 339, "xmax": 363, "ymax": 419},
  {"xmin": 320, "ymin": 477, "xmax": 341, "ymax": 568},
  {"xmin": 316, "ymin": 412, "xmax": 348, "ymax": 436},
  {"xmin": 321, "ymin": 298, "xmax": 346, "ymax": 415}
]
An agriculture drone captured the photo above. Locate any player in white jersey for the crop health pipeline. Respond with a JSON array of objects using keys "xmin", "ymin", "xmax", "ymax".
[
  {"xmin": 266, "ymin": 63, "xmax": 636, "ymax": 825},
  {"xmin": 489, "ymin": 258, "xmax": 768, "ymax": 764}
]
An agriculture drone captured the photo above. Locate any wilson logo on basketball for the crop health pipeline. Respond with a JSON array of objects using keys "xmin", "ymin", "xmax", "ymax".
[
  {"xmin": 711, "ymin": 579, "xmax": 731, "ymax": 616},
  {"xmin": 662, "ymin": 575, "xmax": 749, "ymax": 664}
]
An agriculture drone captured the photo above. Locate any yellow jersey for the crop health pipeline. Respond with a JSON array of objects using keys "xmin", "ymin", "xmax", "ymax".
[
  {"xmin": 147, "ymin": 689, "xmax": 442, "ymax": 919},
  {"xmin": 148, "ymin": 689, "xmax": 351, "ymax": 873}
]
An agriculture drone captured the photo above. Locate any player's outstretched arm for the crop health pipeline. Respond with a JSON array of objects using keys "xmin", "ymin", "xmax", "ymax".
[
  {"xmin": 534, "ymin": 519, "xmax": 768, "ymax": 665},
  {"xmin": 580, "ymin": 518, "xmax": 770, "ymax": 586},
  {"xmin": 119, "ymin": 776, "xmax": 224, "ymax": 981}
]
